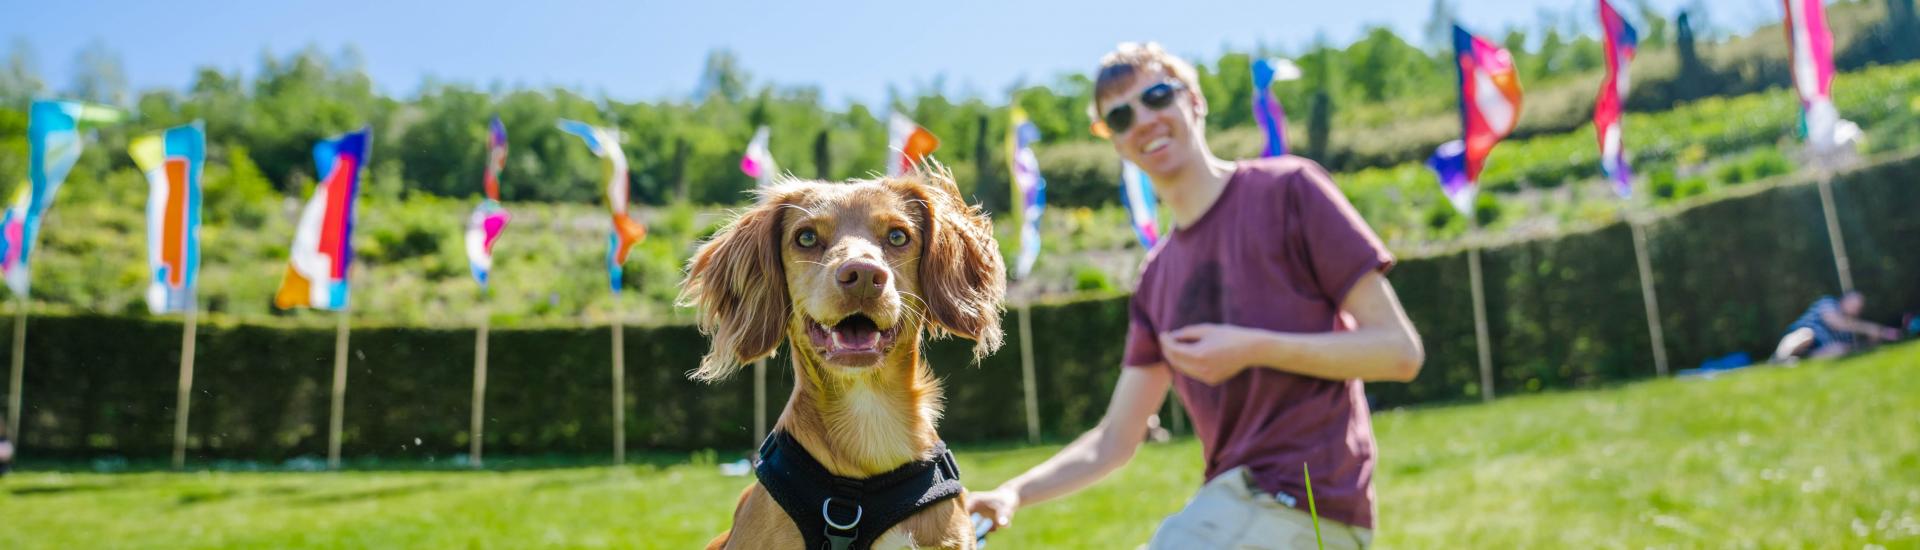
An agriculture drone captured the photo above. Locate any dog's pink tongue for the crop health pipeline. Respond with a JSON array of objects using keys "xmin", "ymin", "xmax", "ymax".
[{"xmin": 831, "ymin": 325, "xmax": 881, "ymax": 350}]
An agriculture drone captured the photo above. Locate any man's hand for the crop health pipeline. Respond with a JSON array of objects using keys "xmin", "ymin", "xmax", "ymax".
[
  {"xmin": 1159, "ymin": 324, "xmax": 1269, "ymax": 385},
  {"xmin": 966, "ymin": 487, "xmax": 1020, "ymax": 532}
]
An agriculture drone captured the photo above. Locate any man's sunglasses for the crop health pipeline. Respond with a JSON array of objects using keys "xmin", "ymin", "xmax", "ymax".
[{"xmin": 1100, "ymin": 81, "xmax": 1184, "ymax": 135}]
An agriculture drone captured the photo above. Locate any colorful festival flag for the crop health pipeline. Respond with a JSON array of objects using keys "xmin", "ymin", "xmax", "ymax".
[
  {"xmin": 1445, "ymin": 25, "xmax": 1525, "ymax": 214},
  {"xmin": 0, "ymin": 192, "xmax": 26, "ymax": 296},
  {"xmin": 604, "ymin": 232, "xmax": 624, "ymax": 293},
  {"xmin": 1782, "ymin": 0, "xmax": 1858, "ymax": 150},
  {"xmin": 1426, "ymin": 140, "xmax": 1474, "ymax": 215},
  {"xmin": 274, "ymin": 128, "xmax": 371, "ymax": 311},
  {"xmin": 1120, "ymin": 160, "xmax": 1160, "ymax": 249},
  {"xmin": 466, "ymin": 117, "xmax": 511, "ymax": 288},
  {"xmin": 0, "ymin": 100, "xmax": 122, "ymax": 297},
  {"xmin": 1251, "ymin": 57, "xmax": 1301, "ymax": 158},
  {"xmin": 1007, "ymin": 107, "xmax": 1047, "ymax": 280},
  {"xmin": 1595, "ymin": 0, "xmax": 1640, "ymax": 198},
  {"xmin": 1452, "ymin": 26, "xmax": 1524, "ymax": 181},
  {"xmin": 886, "ymin": 112, "xmax": 940, "ymax": 176},
  {"xmin": 557, "ymin": 119, "xmax": 645, "ymax": 292},
  {"xmin": 132, "ymin": 123, "xmax": 205, "ymax": 313},
  {"xmin": 465, "ymin": 201, "xmax": 510, "ymax": 287},
  {"xmin": 483, "ymin": 116, "xmax": 507, "ymax": 201},
  {"xmin": 740, "ymin": 125, "xmax": 778, "ymax": 187}
]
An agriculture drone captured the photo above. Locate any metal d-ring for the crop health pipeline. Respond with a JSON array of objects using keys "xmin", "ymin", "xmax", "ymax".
[{"xmin": 822, "ymin": 497, "xmax": 863, "ymax": 530}]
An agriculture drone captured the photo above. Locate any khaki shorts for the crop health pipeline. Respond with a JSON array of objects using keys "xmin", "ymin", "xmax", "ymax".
[{"xmin": 1145, "ymin": 466, "xmax": 1372, "ymax": 550}]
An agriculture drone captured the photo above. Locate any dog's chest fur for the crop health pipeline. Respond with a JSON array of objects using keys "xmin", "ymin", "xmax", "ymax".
[{"xmin": 820, "ymin": 375, "xmax": 931, "ymax": 474}]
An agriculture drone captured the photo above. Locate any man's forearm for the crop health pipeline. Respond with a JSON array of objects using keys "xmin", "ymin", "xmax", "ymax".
[
  {"xmin": 1842, "ymin": 319, "xmax": 1893, "ymax": 337},
  {"xmin": 1251, "ymin": 327, "xmax": 1422, "ymax": 382},
  {"xmin": 999, "ymin": 426, "xmax": 1133, "ymax": 508}
]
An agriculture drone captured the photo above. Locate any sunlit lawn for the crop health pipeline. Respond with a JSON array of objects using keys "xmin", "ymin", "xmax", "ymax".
[{"xmin": 4, "ymin": 342, "xmax": 1917, "ymax": 548}]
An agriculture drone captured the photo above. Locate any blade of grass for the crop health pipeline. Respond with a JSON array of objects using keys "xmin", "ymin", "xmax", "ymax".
[{"xmin": 1305, "ymin": 462, "xmax": 1324, "ymax": 550}]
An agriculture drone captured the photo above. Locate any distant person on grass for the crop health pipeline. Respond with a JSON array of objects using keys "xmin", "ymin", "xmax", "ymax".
[
  {"xmin": 965, "ymin": 42, "xmax": 1425, "ymax": 549},
  {"xmin": 1772, "ymin": 291, "xmax": 1902, "ymax": 361}
]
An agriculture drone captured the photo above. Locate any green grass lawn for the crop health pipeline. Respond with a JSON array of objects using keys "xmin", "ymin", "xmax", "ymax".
[{"xmin": 5, "ymin": 342, "xmax": 1918, "ymax": 548}]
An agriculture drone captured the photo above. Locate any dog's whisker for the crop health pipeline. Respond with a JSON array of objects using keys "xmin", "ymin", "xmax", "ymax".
[{"xmin": 894, "ymin": 290, "xmax": 933, "ymax": 327}]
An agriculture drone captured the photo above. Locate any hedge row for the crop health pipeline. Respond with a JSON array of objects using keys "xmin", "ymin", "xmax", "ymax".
[{"xmin": 4, "ymin": 151, "xmax": 1915, "ymax": 460}]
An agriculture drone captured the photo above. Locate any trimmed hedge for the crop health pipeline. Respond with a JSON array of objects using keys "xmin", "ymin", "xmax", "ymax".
[{"xmin": 4, "ymin": 152, "xmax": 1916, "ymax": 460}]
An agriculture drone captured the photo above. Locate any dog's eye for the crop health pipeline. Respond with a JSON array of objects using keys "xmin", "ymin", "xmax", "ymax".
[
  {"xmin": 887, "ymin": 228, "xmax": 909, "ymax": 247},
  {"xmin": 796, "ymin": 229, "xmax": 819, "ymax": 248}
]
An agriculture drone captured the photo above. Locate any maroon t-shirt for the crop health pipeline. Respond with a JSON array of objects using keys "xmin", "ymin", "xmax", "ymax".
[{"xmin": 1123, "ymin": 156, "xmax": 1395, "ymax": 529}]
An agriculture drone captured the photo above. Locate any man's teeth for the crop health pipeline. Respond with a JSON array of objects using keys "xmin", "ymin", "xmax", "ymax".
[{"xmin": 1145, "ymin": 137, "xmax": 1170, "ymax": 153}]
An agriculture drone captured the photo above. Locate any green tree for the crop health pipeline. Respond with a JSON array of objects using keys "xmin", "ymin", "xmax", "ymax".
[
  {"xmin": 69, "ymin": 39, "xmax": 128, "ymax": 106},
  {"xmin": 0, "ymin": 39, "xmax": 44, "ymax": 107}
]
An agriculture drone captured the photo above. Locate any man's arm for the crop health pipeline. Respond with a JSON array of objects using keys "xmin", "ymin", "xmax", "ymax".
[
  {"xmin": 1159, "ymin": 270, "xmax": 1424, "ymax": 383},
  {"xmin": 1820, "ymin": 310, "xmax": 1901, "ymax": 341},
  {"xmin": 967, "ymin": 365, "xmax": 1171, "ymax": 529}
]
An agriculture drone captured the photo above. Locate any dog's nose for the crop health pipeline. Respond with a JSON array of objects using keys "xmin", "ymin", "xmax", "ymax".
[{"xmin": 835, "ymin": 261, "xmax": 889, "ymax": 297}]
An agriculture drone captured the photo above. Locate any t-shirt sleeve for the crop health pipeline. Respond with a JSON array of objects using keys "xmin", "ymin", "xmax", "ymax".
[
  {"xmin": 1291, "ymin": 162, "xmax": 1395, "ymax": 304},
  {"xmin": 1122, "ymin": 276, "xmax": 1164, "ymax": 368}
]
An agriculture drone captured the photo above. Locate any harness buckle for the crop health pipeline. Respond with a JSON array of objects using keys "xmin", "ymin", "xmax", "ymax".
[
  {"xmin": 935, "ymin": 448, "xmax": 961, "ymax": 480},
  {"xmin": 822, "ymin": 496, "xmax": 863, "ymax": 530}
]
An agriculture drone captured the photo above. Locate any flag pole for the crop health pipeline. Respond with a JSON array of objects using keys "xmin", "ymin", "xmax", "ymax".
[
  {"xmin": 752, "ymin": 358, "xmax": 767, "ymax": 449},
  {"xmin": 611, "ymin": 299, "xmax": 625, "ymax": 466},
  {"xmin": 1017, "ymin": 300, "xmax": 1040, "ymax": 444},
  {"xmin": 1467, "ymin": 216, "xmax": 1495, "ymax": 402},
  {"xmin": 1815, "ymin": 169, "xmax": 1854, "ymax": 294},
  {"xmin": 6, "ymin": 297, "xmax": 23, "ymax": 440},
  {"xmin": 327, "ymin": 308, "xmax": 350, "ymax": 470},
  {"xmin": 470, "ymin": 301, "xmax": 489, "ymax": 469},
  {"xmin": 172, "ymin": 303, "xmax": 199, "ymax": 470},
  {"xmin": 1629, "ymin": 217, "xmax": 1670, "ymax": 377}
]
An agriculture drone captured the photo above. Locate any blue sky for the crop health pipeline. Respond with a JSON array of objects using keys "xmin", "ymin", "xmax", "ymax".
[{"xmin": 5, "ymin": 0, "xmax": 1781, "ymax": 107}]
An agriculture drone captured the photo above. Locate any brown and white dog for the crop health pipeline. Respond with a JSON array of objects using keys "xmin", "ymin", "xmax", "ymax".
[{"xmin": 680, "ymin": 167, "xmax": 1005, "ymax": 549}]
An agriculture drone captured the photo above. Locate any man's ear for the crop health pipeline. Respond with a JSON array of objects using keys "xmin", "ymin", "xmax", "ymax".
[{"xmin": 678, "ymin": 194, "xmax": 791, "ymax": 382}]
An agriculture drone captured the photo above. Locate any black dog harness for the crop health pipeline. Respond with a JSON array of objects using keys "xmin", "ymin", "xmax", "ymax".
[{"xmin": 755, "ymin": 431, "xmax": 964, "ymax": 550}]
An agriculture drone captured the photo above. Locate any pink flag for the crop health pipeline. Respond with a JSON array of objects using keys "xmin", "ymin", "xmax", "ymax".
[{"xmin": 1595, "ymin": 0, "xmax": 1639, "ymax": 197}]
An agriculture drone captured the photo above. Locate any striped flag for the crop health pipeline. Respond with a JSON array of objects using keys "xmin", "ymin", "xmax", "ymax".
[
  {"xmin": 1782, "ymin": 0, "xmax": 1858, "ymax": 150},
  {"xmin": 0, "ymin": 100, "xmax": 122, "ymax": 297},
  {"xmin": 1596, "ymin": 0, "xmax": 1640, "ymax": 198},
  {"xmin": 466, "ymin": 117, "xmax": 511, "ymax": 288},
  {"xmin": 887, "ymin": 112, "xmax": 940, "ymax": 176},
  {"xmin": 1120, "ymin": 160, "xmax": 1160, "ymax": 249},
  {"xmin": 1445, "ymin": 24, "xmax": 1525, "ymax": 214},
  {"xmin": 274, "ymin": 127, "xmax": 371, "ymax": 311},
  {"xmin": 1252, "ymin": 58, "xmax": 1301, "ymax": 158},
  {"xmin": 132, "ymin": 122, "xmax": 206, "ymax": 313},
  {"xmin": 557, "ymin": 119, "xmax": 645, "ymax": 292},
  {"xmin": 1007, "ymin": 107, "xmax": 1047, "ymax": 280},
  {"xmin": 740, "ymin": 125, "xmax": 777, "ymax": 187}
]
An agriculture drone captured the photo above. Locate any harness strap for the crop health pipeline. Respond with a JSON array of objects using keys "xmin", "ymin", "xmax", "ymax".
[{"xmin": 754, "ymin": 431, "xmax": 964, "ymax": 550}]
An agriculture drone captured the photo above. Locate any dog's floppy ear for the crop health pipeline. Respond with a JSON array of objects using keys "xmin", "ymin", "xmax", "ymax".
[
  {"xmin": 678, "ymin": 194, "xmax": 790, "ymax": 382},
  {"xmin": 896, "ymin": 166, "xmax": 1006, "ymax": 360}
]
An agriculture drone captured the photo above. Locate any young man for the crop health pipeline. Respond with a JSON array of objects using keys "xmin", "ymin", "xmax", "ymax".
[
  {"xmin": 1773, "ymin": 291, "xmax": 1902, "ymax": 361},
  {"xmin": 966, "ymin": 43, "xmax": 1424, "ymax": 549}
]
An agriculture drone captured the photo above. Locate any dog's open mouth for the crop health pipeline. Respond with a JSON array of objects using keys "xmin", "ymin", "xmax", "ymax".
[{"xmin": 805, "ymin": 313, "xmax": 901, "ymax": 367}]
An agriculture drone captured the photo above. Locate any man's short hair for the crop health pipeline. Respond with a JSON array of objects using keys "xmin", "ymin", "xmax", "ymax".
[{"xmin": 1091, "ymin": 42, "xmax": 1203, "ymax": 116}]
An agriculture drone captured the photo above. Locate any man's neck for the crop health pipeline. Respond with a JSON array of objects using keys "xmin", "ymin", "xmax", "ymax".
[{"xmin": 1153, "ymin": 154, "xmax": 1238, "ymax": 230}]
